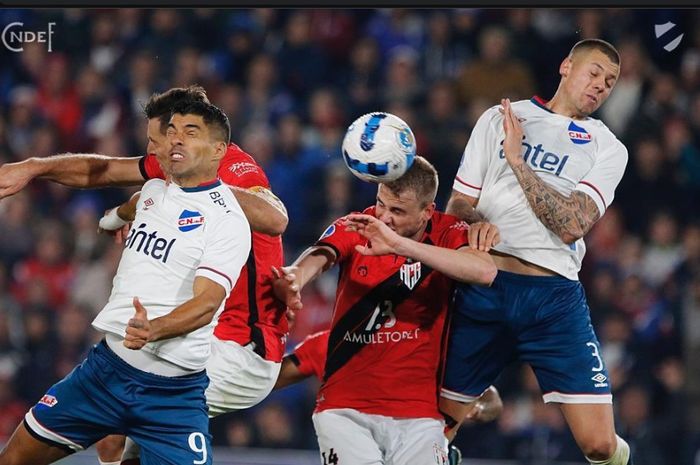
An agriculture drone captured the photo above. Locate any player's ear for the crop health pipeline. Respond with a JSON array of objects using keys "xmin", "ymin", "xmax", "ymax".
[
  {"xmin": 560, "ymin": 56, "xmax": 572, "ymax": 78},
  {"xmin": 424, "ymin": 201, "xmax": 436, "ymax": 221},
  {"xmin": 212, "ymin": 141, "xmax": 226, "ymax": 162}
]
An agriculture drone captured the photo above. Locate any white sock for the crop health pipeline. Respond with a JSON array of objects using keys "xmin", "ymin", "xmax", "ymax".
[
  {"xmin": 98, "ymin": 461, "xmax": 121, "ymax": 465},
  {"xmin": 586, "ymin": 435, "xmax": 630, "ymax": 465}
]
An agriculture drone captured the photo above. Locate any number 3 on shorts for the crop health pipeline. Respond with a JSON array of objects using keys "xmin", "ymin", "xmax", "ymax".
[
  {"xmin": 189, "ymin": 432, "xmax": 208, "ymax": 465},
  {"xmin": 586, "ymin": 342, "xmax": 604, "ymax": 372}
]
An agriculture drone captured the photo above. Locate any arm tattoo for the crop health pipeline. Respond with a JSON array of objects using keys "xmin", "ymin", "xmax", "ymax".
[{"xmin": 510, "ymin": 162, "xmax": 600, "ymax": 243}]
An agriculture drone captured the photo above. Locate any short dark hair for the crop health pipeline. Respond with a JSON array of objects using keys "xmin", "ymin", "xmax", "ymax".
[
  {"xmin": 383, "ymin": 156, "xmax": 438, "ymax": 207},
  {"xmin": 570, "ymin": 39, "xmax": 620, "ymax": 65},
  {"xmin": 171, "ymin": 100, "xmax": 231, "ymax": 144},
  {"xmin": 142, "ymin": 85, "xmax": 209, "ymax": 134}
]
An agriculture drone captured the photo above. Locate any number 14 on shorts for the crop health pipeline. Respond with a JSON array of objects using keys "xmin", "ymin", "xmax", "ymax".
[{"xmin": 322, "ymin": 448, "xmax": 339, "ymax": 465}]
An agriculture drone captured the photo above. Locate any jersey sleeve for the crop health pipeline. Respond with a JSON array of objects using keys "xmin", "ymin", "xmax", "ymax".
[
  {"xmin": 452, "ymin": 106, "xmax": 501, "ymax": 198},
  {"xmin": 439, "ymin": 219, "xmax": 471, "ymax": 250},
  {"xmin": 217, "ymin": 151, "xmax": 271, "ymax": 189},
  {"xmin": 574, "ymin": 138, "xmax": 628, "ymax": 216},
  {"xmin": 290, "ymin": 330, "xmax": 329, "ymax": 380},
  {"xmin": 195, "ymin": 212, "xmax": 252, "ymax": 298},
  {"xmin": 138, "ymin": 153, "xmax": 166, "ymax": 180},
  {"xmin": 314, "ymin": 215, "xmax": 362, "ymax": 264}
]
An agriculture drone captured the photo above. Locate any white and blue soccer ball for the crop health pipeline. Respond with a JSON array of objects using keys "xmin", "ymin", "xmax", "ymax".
[{"xmin": 341, "ymin": 112, "xmax": 416, "ymax": 183}]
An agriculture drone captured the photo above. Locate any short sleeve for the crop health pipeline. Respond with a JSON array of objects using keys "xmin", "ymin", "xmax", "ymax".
[
  {"xmin": 138, "ymin": 154, "xmax": 165, "ymax": 180},
  {"xmin": 439, "ymin": 219, "xmax": 471, "ymax": 251},
  {"xmin": 291, "ymin": 330, "xmax": 329, "ymax": 380},
  {"xmin": 314, "ymin": 215, "xmax": 363, "ymax": 264},
  {"xmin": 195, "ymin": 213, "xmax": 252, "ymax": 297},
  {"xmin": 452, "ymin": 107, "xmax": 500, "ymax": 198},
  {"xmin": 217, "ymin": 145, "xmax": 271, "ymax": 189},
  {"xmin": 574, "ymin": 139, "xmax": 628, "ymax": 216}
]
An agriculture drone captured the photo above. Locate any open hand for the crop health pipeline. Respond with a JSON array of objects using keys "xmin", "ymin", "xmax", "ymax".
[{"xmin": 344, "ymin": 214, "xmax": 402, "ymax": 256}]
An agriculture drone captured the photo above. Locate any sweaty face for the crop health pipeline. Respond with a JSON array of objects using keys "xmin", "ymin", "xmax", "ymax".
[
  {"xmin": 166, "ymin": 113, "xmax": 219, "ymax": 183},
  {"xmin": 146, "ymin": 118, "xmax": 171, "ymax": 174},
  {"xmin": 374, "ymin": 184, "xmax": 433, "ymax": 240},
  {"xmin": 563, "ymin": 49, "xmax": 620, "ymax": 117}
]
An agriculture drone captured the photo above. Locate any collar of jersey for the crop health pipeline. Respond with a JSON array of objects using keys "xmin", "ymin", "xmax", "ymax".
[
  {"xmin": 530, "ymin": 95, "xmax": 593, "ymax": 121},
  {"xmin": 530, "ymin": 95, "xmax": 555, "ymax": 114},
  {"xmin": 179, "ymin": 178, "xmax": 221, "ymax": 192}
]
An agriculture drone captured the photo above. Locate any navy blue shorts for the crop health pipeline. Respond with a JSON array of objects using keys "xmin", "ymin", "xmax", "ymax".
[
  {"xmin": 26, "ymin": 340, "xmax": 212, "ymax": 465},
  {"xmin": 442, "ymin": 271, "xmax": 612, "ymax": 404}
]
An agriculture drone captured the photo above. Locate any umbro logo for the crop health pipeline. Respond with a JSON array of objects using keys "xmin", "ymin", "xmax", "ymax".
[{"xmin": 591, "ymin": 373, "xmax": 608, "ymax": 387}]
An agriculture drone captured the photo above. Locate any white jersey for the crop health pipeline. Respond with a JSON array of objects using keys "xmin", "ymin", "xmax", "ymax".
[
  {"xmin": 453, "ymin": 97, "xmax": 628, "ymax": 280},
  {"xmin": 93, "ymin": 178, "xmax": 251, "ymax": 370}
]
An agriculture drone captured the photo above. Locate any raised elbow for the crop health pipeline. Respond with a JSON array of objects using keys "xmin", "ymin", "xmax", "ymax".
[
  {"xmin": 268, "ymin": 212, "xmax": 289, "ymax": 236},
  {"xmin": 560, "ymin": 231, "xmax": 581, "ymax": 245}
]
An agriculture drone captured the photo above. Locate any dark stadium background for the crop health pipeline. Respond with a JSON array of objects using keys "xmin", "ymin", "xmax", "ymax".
[{"xmin": 0, "ymin": 8, "xmax": 698, "ymax": 465}]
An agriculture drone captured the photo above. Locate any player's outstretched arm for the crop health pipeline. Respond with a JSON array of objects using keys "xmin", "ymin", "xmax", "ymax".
[
  {"xmin": 0, "ymin": 154, "xmax": 145, "ymax": 199},
  {"xmin": 271, "ymin": 245, "xmax": 337, "ymax": 311},
  {"xmin": 124, "ymin": 277, "xmax": 226, "ymax": 349},
  {"xmin": 346, "ymin": 214, "xmax": 497, "ymax": 286},
  {"xmin": 229, "ymin": 185, "xmax": 288, "ymax": 236},
  {"xmin": 273, "ymin": 357, "xmax": 309, "ymax": 390},
  {"xmin": 500, "ymin": 99, "xmax": 600, "ymax": 244}
]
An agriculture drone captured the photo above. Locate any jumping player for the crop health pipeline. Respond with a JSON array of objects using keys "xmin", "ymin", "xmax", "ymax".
[{"xmin": 440, "ymin": 39, "xmax": 632, "ymax": 465}]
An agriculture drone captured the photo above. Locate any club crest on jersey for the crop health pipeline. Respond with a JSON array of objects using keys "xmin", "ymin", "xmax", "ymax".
[
  {"xmin": 400, "ymin": 261, "xmax": 421, "ymax": 290},
  {"xmin": 38, "ymin": 394, "xmax": 58, "ymax": 407},
  {"xmin": 178, "ymin": 210, "xmax": 205, "ymax": 232},
  {"xmin": 568, "ymin": 121, "xmax": 592, "ymax": 145},
  {"xmin": 319, "ymin": 224, "xmax": 336, "ymax": 240}
]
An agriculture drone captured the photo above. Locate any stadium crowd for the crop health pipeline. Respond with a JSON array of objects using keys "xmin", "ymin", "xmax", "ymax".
[{"xmin": 0, "ymin": 8, "xmax": 698, "ymax": 464}]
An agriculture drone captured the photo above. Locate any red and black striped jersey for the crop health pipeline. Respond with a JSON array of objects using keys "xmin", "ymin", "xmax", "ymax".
[
  {"xmin": 314, "ymin": 207, "xmax": 470, "ymax": 419},
  {"xmin": 139, "ymin": 143, "xmax": 288, "ymax": 362}
]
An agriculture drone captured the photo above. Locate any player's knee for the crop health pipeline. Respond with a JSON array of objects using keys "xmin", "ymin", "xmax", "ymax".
[
  {"xmin": 585, "ymin": 435, "xmax": 630, "ymax": 464},
  {"xmin": 582, "ymin": 435, "xmax": 617, "ymax": 461}
]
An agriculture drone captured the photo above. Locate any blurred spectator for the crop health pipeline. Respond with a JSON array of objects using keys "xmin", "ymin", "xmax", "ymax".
[
  {"xmin": 640, "ymin": 211, "xmax": 684, "ymax": 288},
  {"xmin": 421, "ymin": 11, "xmax": 472, "ymax": 83},
  {"xmin": 616, "ymin": 136, "xmax": 681, "ymax": 235},
  {"xmin": 36, "ymin": 54, "xmax": 83, "ymax": 150},
  {"xmin": 600, "ymin": 37, "xmax": 653, "ymax": 136},
  {"xmin": 11, "ymin": 223, "xmax": 75, "ymax": 309},
  {"xmin": 336, "ymin": 37, "xmax": 382, "ymax": 117},
  {"xmin": 616, "ymin": 384, "xmax": 668, "ymax": 465},
  {"xmin": 456, "ymin": 25, "xmax": 536, "ymax": 106},
  {"xmin": 276, "ymin": 11, "xmax": 329, "ymax": 101}
]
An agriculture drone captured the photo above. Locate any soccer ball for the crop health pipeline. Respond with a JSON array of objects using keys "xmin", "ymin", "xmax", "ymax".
[{"xmin": 341, "ymin": 112, "xmax": 416, "ymax": 183}]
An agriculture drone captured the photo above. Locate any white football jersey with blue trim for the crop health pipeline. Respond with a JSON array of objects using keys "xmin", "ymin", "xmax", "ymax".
[
  {"xmin": 92, "ymin": 178, "xmax": 251, "ymax": 370},
  {"xmin": 453, "ymin": 97, "xmax": 628, "ymax": 280}
]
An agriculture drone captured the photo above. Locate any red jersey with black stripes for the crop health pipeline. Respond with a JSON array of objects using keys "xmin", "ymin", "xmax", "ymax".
[
  {"xmin": 289, "ymin": 330, "xmax": 329, "ymax": 381},
  {"xmin": 139, "ymin": 143, "xmax": 287, "ymax": 362},
  {"xmin": 314, "ymin": 207, "xmax": 470, "ymax": 419}
]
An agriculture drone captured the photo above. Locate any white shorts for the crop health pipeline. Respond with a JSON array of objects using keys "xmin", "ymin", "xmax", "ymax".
[
  {"xmin": 205, "ymin": 337, "xmax": 281, "ymax": 417},
  {"xmin": 312, "ymin": 408, "xmax": 448, "ymax": 465}
]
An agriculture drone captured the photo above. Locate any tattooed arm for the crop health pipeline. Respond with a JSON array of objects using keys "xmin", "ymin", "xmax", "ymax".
[
  {"xmin": 500, "ymin": 99, "xmax": 600, "ymax": 244},
  {"xmin": 446, "ymin": 190, "xmax": 484, "ymax": 223}
]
